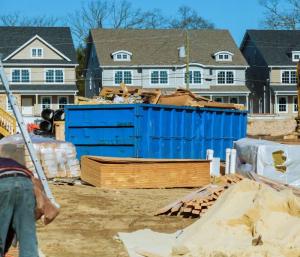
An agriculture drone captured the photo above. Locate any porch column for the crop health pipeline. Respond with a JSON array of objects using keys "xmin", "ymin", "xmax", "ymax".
[
  {"xmin": 35, "ymin": 94, "xmax": 38, "ymax": 116},
  {"xmin": 274, "ymin": 92, "xmax": 277, "ymax": 114},
  {"xmin": 246, "ymin": 94, "xmax": 249, "ymax": 111}
]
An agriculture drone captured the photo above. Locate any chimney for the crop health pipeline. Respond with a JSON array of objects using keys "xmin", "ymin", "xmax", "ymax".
[{"xmin": 178, "ymin": 46, "xmax": 186, "ymax": 58}]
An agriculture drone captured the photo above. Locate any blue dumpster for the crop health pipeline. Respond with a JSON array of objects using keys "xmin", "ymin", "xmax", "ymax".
[{"xmin": 65, "ymin": 104, "xmax": 247, "ymax": 160}]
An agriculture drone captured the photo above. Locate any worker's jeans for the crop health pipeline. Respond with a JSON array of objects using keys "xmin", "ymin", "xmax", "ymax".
[{"xmin": 0, "ymin": 177, "xmax": 38, "ymax": 257}]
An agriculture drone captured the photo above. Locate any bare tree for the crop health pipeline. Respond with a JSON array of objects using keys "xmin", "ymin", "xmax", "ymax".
[
  {"xmin": 260, "ymin": 0, "xmax": 300, "ymax": 29},
  {"xmin": 69, "ymin": 0, "xmax": 174, "ymax": 44},
  {"xmin": 0, "ymin": 13, "xmax": 59, "ymax": 26},
  {"xmin": 142, "ymin": 9, "xmax": 168, "ymax": 29},
  {"xmin": 169, "ymin": 6, "xmax": 214, "ymax": 29},
  {"xmin": 69, "ymin": 0, "xmax": 155, "ymax": 43}
]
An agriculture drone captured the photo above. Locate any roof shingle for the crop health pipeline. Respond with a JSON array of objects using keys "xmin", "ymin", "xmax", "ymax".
[
  {"xmin": 90, "ymin": 29, "xmax": 248, "ymax": 66},
  {"xmin": 0, "ymin": 26, "xmax": 77, "ymax": 64},
  {"xmin": 243, "ymin": 30, "xmax": 300, "ymax": 66}
]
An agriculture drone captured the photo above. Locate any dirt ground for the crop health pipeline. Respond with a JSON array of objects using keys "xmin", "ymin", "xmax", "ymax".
[{"xmin": 37, "ymin": 184, "xmax": 195, "ymax": 257}]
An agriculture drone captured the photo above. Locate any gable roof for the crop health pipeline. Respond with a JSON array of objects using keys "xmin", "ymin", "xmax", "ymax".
[
  {"xmin": 90, "ymin": 29, "xmax": 248, "ymax": 67},
  {"xmin": 0, "ymin": 26, "xmax": 77, "ymax": 64},
  {"xmin": 241, "ymin": 30, "xmax": 300, "ymax": 66}
]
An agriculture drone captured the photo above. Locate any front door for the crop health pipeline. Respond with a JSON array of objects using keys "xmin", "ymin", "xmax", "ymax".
[{"xmin": 22, "ymin": 97, "xmax": 33, "ymax": 115}]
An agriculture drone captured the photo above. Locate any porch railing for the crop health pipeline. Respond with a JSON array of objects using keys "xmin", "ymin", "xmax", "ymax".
[{"xmin": 0, "ymin": 107, "xmax": 16, "ymax": 137}]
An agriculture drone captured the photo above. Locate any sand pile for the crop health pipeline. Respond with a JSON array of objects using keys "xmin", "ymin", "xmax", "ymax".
[{"xmin": 119, "ymin": 179, "xmax": 300, "ymax": 257}]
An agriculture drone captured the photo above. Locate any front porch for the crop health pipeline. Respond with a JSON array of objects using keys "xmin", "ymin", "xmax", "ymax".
[
  {"xmin": 273, "ymin": 92, "xmax": 298, "ymax": 116},
  {"xmin": 20, "ymin": 94, "xmax": 75, "ymax": 117},
  {"xmin": 0, "ymin": 93, "xmax": 75, "ymax": 125}
]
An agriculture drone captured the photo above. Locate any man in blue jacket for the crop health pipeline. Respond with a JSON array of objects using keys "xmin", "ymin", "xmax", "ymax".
[{"xmin": 0, "ymin": 157, "xmax": 38, "ymax": 257}]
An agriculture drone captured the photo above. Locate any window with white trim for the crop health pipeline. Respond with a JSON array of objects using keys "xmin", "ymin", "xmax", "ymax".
[
  {"xmin": 11, "ymin": 69, "xmax": 30, "ymax": 83},
  {"xmin": 150, "ymin": 70, "xmax": 168, "ymax": 84},
  {"xmin": 229, "ymin": 97, "xmax": 238, "ymax": 104},
  {"xmin": 185, "ymin": 70, "xmax": 202, "ymax": 84},
  {"xmin": 114, "ymin": 70, "xmax": 132, "ymax": 84},
  {"xmin": 217, "ymin": 71, "xmax": 234, "ymax": 84},
  {"xmin": 215, "ymin": 51, "xmax": 233, "ymax": 62},
  {"xmin": 292, "ymin": 51, "xmax": 300, "ymax": 62},
  {"xmin": 31, "ymin": 48, "xmax": 43, "ymax": 58},
  {"xmin": 45, "ymin": 69, "xmax": 64, "ymax": 83},
  {"xmin": 281, "ymin": 70, "xmax": 296, "ymax": 84},
  {"xmin": 112, "ymin": 50, "xmax": 132, "ymax": 61},
  {"xmin": 278, "ymin": 96, "xmax": 287, "ymax": 113},
  {"xmin": 213, "ymin": 97, "xmax": 223, "ymax": 103},
  {"xmin": 58, "ymin": 96, "xmax": 68, "ymax": 109},
  {"xmin": 41, "ymin": 96, "xmax": 51, "ymax": 110},
  {"xmin": 294, "ymin": 96, "xmax": 298, "ymax": 113}
]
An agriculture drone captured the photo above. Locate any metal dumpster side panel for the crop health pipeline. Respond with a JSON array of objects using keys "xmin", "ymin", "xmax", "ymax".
[{"xmin": 65, "ymin": 104, "xmax": 247, "ymax": 160}]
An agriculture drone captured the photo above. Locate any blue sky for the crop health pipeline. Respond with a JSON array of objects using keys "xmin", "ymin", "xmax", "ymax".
[{"xmin": 1, "ymin": 0, "xmax": 266, "ymax": 45}]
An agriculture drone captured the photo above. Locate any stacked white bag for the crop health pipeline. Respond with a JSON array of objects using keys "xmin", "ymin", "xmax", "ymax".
[{"xmin": 0, "ymin": 134, "xmax": 80, "ymax": 178}]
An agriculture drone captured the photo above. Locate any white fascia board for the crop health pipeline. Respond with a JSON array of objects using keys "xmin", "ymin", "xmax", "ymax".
[
  {"xmin": 100, "ymin": 64, "xmax": 249, "ymax": 69},
  {"xmin": 273, "ymin": 91, "xmax": 297, "ymax": 95},
  {"xmin": 192, "ymin": 91, "xmax": 250, "ymax": 95},
  {"xmin": 3, "ymin": 63, "xmax": 77, "ymax": 67},
  {"xmin": 0, "ymin": 90, "xmax": 78, "ymax": 94},
  {"xmin": 269, "ymin": 65, "xmax": 296, "ymax": 68},
  {"xmin": 3, "ymin": 34, "xmax": 71, "ymax": 62}
]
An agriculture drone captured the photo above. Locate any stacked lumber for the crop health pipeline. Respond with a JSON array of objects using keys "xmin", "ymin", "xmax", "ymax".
[
  {"xmin": 247, "ymin": 171, "xmax": 300, "ymax": 197},
  {"xmin": 81, "ymin": 156, "xmax": 211, "ymax": 189},
  {"xmin": 155, "ymin": 174, "xmax": 244, "ymax": 218}
]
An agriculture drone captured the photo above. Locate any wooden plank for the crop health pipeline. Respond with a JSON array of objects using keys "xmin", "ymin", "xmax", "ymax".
[{"xmin": 81, "ymin": 156, "xmax": 210, "ymax": 189}]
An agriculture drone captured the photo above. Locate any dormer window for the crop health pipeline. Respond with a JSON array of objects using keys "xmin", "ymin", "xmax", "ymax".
[
  {"xmin": 31, "ymin": 48, "xmax": 43, "ymax": 58},
  {"xmin": 214, "ymin": 51, "xmax": 234, "ymax": 62},
  {"xmin": 112, "ymin": 50, "xmax": 132, "ymax": 61},
  {"xmin": 292, "ymin": 51, "xmax": 300, "ymax": 62}
]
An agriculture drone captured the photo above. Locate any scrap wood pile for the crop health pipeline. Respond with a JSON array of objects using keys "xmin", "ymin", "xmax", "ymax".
[
  {"xmin": 76, "ymin": 84, "xmax": 161, "ymax": 105},
  {"xmin": 156, "ymin": 172, "xmax": 300, "ymax": 219},
  {"xmin": 76, "ymin": 84, "xmax": 245, "ymax": 110},
  {"xmin": 155, "ymin": 174, "xmax": 244, "ymax": 218},
  {"xmin": 119, "ymin": 178, "xmax": 300, "ymax": 257},
  {"xmin": 158, "ymin": 89, "xmax": 245, "ymax": 110},
  {"xmin": 247, "ymin": 171, "xmax": 300, "ymax": 197}
]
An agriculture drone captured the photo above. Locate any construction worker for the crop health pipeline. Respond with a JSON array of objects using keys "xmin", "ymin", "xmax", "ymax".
[{"xmin": 0, "ymin": 157, "xmax": 38, "ymax": 257}]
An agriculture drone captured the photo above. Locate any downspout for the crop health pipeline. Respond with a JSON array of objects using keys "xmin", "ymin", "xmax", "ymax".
[
  {"xmin": 269, "ymin": 67, "xmax": 272, "ymax": 114},
  {"xmin": 263, "ymin": 84, "xmax": 266, "ymax": 113}
]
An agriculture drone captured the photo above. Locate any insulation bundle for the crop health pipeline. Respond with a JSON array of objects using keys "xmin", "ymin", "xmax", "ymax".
[{"xmin": 0, "ymin": 134, "xmax": 80, "ymax": 178}]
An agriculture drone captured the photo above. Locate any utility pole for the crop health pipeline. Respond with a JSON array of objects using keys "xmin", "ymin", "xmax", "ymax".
[
  {"xmin": 296, "ymin": 60, "xmax": 300, "ymax": 135},
  {"xmin": 185, "ymin": 30, "xmax": 190, "ymax": 90}
]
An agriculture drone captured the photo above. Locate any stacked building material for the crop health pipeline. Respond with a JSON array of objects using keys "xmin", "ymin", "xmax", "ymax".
[
  {"xmin": 81, "ymin": 156, "xmax": 211, "ymax": 189},
  {"xmin": 155, "ymin": 175, "xmax": 244, "ymax": 218},
  {"xmin": 0, "ymin": 134, "xmax": 80, "ymax": 178}
]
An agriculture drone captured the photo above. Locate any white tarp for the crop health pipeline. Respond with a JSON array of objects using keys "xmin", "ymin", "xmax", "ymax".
[{"xmin": 234, "ymin": 138, "xmax": 300, "ymax": 187}]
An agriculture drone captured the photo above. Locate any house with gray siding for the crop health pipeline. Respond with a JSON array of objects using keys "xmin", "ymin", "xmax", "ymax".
[
  {"xmin": 241, "ymin": 30, "xmax": 300, "ymax": 115},
  {"xmin": 85, "ymin": 29, "xmax": 249, "ymax": 107},
  {"xmin": 0, "ymin": 26, "xmax": 78, "ymax": 124}
]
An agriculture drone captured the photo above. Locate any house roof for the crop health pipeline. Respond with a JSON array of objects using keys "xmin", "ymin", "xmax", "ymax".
[
  {"xmin": 241, "ymin": 30, "xmax": 300, "ymax": 66},
  {"xmin": 196, "ymin": 85, "xmax": 250, "ymax": 93},
  {"xmin": 271, "ymin": 85, "xmax": 297, "ymax": 92},
  {"xmin": 90, "ymin": 29, "xmax": 248, "ymax": 67},
  {"xmin": 0, "ymin": 26, "xmax": 77, "ymax": 64}
]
